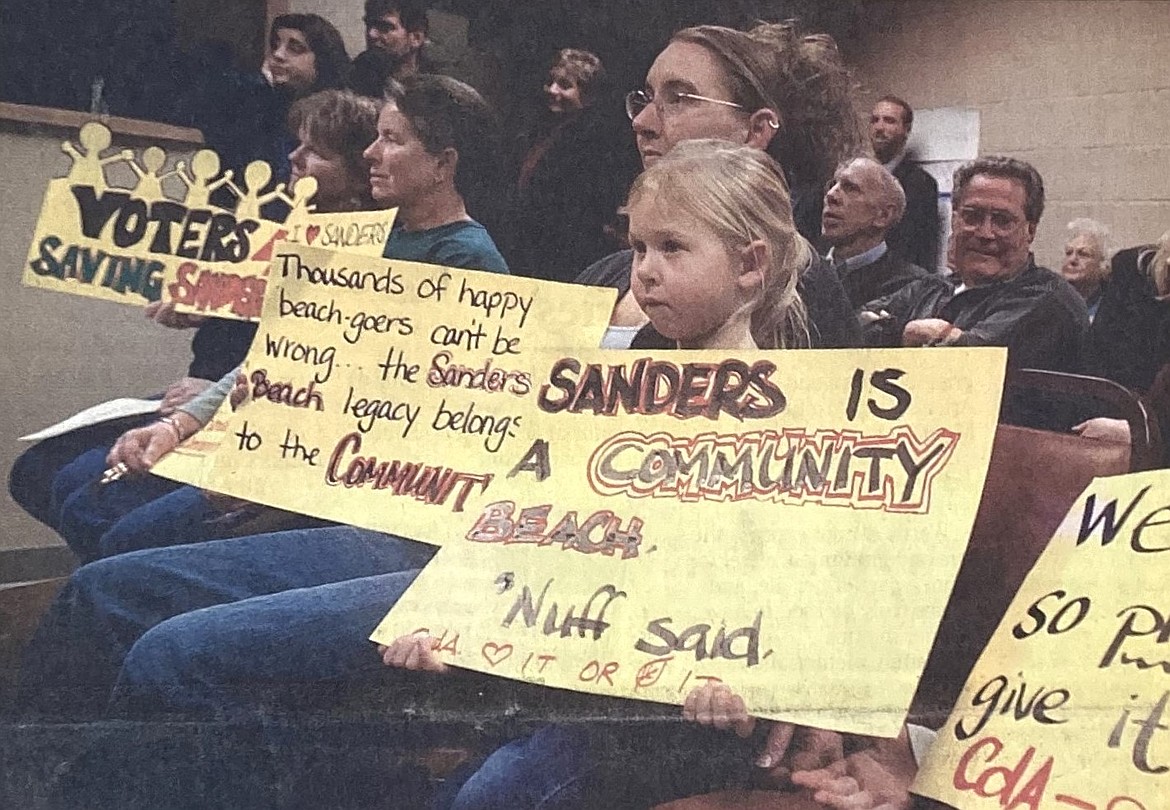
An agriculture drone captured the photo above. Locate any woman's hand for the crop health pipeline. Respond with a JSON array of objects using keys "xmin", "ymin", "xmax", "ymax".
[
  {"xmin": 106, "ymin": 411, "xmax": 201, "ymax": 474},
  {"xmin": 160, "ymin": 376, "xmax": 214, "ymax": 414},
  {"xmin": 379, "ymin": 633, "xmax": 450, "ymax": 674},
  {"xmin": 229, "ymin": 371, "xmax": 250, "ymax": 410},
  {"xmin": 145, "ymin": 301, "xmax": 207, "ymax": 330}
]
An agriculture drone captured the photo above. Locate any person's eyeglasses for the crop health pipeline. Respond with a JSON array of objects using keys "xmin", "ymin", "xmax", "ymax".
[
  {"xmin": 624, "ymin": 88, "xmax": 745, "ymax": 121},
  {"xmin": 956, "ymin": 206, "xmax": 1022, "ymax": 234}
]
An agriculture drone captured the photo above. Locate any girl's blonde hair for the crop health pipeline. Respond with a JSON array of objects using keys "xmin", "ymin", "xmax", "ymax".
[{"xmin": 624, "ymin": 139, "xmax": 811, "ymax": 349}]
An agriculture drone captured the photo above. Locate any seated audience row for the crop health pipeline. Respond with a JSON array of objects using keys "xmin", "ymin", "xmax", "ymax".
[
  {"xmin": 9, "ymin": 10, "xmax": 1170, "ymax": 808},
  {"xmin": 13, "ymin": 21, "xmax": 923, "ymax": 809}
]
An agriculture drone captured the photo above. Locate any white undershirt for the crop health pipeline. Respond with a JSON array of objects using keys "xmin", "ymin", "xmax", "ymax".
[{"xmin": 600, "ymin": 324, "xmax": 643, "ymax": 349}]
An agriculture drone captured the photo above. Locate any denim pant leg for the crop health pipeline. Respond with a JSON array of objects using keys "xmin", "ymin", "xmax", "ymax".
[
  {"xmin": 446, "ymin": 725, "xmax": 602, "ymax": 810},
  {"xmin": 111, "ymin": 569, "xmax": 422, "ymax": 718},
  {"xmin": 448, "ymin": 722, "xmax": 759, "ymax": 810},
  {"xmin": 9, "ymin": 414, "xmax": 154, "ymax": 529},
  {"xmin": 17, "ymin": 526, "xmax": 436, "ymax": 718},
  {"xmin": 96, "ymin": 484, "xmax": 222, "ymax": 558},
  {"xmin": 53, "ymin": 448, "xmax": 183, "ymax": 561}
]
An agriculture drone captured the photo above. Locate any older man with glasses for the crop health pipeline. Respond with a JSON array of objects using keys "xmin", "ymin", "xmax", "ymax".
[{"xmin": 860, "ymin": 155, "xmax": 1088, "ymax": 375}]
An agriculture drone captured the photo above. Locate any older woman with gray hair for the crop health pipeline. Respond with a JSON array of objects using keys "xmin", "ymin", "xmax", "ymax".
[
  {"xmin": 1059, "ymin": 217, "xmax": 1113, "ymax": 317},
  {"xmin": 1075, "ymin": 229, "xmax": 1170, "ymax": 446}
]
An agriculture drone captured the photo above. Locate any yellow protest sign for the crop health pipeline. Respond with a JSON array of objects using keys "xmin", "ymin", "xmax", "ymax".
[
  {"xmin": 152, "ymin": 242, "xmax": 1005, "ymax": 736},
  {"xmin": 913, "ymin": 470, "xmax": 1170, "ymax": 810},
  {"xmin": 22, "ymin": 122, "xmax": 395, "ymax": 319},
  {"xmin": 369, "ymin": 349, "xmax": 1004, "ymax": 736},
  {"xmin": 151, "ymin": 239, "xmax": 617, "ymax": 513}
]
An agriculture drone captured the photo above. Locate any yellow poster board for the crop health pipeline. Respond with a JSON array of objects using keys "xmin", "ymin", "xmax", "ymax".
[
  {"xmin": 22, "ymin": 122, "xmax": 395, "ymax": 320},
  {"xmin": 153, "ymin": 241, "xmax": 1006, "ymax": 736},
  {"xmin": 914, "ymin": 470, "xmax": 1170, "ymax": 810},
  {"xmin": 152, "ymin": 239, "xmax": 617, "ymax": 505},
  {"xmin": 370, "ymin": 349, "xmax": 1005, "ymax": 737}
]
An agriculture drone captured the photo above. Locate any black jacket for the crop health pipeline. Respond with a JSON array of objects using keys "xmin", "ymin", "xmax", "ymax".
[
  {"xmin": 888, "ymin": 161, "xmax": 940, "ymax": 272},
  {"xmin": 836, "ymin": 249, "xmax": 930, "ymax": 312},
  {"xmin": 862, "ymin": 258, "xmax": 1089, "ymax": 372},
  {"xmin": 500, "ymin": 102, "xmax": 640, "ymax": 283},
  {"xmin": 1082, "ymin": 244, "xmax": 1170, "ymax": 392}
]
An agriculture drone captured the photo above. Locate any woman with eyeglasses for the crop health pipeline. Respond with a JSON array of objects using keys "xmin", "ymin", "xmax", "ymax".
[
  {"xmin": 498, "ymin": 48, "xmax": 640, "ymax": 283},
  {"xmin": 577, "ymin": 22, "xmax": 864, "ymax": 351}
]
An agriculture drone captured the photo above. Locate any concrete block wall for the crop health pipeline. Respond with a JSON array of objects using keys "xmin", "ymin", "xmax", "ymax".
[
  {"xmin": 0, "ymin": 126, "xmax": 195, "ymax": 556},
  {"xmin": 849, "ymin": 0, "xmax": 1170, "ymax": 266}
]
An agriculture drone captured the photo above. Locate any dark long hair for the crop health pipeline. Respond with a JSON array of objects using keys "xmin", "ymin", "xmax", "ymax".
[{"xmin": 270, "ymin": 13, "xmax": 352, "ymax": 95}]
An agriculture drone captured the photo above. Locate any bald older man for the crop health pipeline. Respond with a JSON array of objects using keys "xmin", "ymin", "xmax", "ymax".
[{"xmin": 821, "ymin": 157, "xmax": 929, "ymax": 310}]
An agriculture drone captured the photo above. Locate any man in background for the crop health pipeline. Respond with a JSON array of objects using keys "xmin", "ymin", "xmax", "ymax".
[
  {"xmin": 870, "ymin": 95, "xmax": 940, "ymax": 271},
  {"xmin": 822, "ymin": 156, "xmax": 928, "ymax": 310},
  {"xmin": 352, "ymin": 0, "xmax": 428, "ymax": 95},
  {"xmin": 861, "ymin": 155, "xmax": 1087, "ymax": 374}
]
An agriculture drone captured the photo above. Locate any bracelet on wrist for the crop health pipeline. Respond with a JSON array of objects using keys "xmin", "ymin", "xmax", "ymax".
[{"xmin": 158, "ymin": 414, "xmax": 186, "ymax": 443}]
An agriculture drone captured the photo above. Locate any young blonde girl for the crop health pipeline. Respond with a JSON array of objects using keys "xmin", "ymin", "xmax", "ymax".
[
  {"xmin": 384, "ymin": 141, "xmax": 920, "ymax": 808},
  {"xmin": 623, "ymin": 138, "xmax": 809, "ymax": 352}
]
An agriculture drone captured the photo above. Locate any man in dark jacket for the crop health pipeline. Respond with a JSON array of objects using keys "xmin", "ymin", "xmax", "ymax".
[
  {"xmin": 822, "ymin": 156, "xmax": 929, "ymax": 310},
  {"xmin": 861, "ymin": 156, "xmax": 1088, "ymax": 373},
  {"xmin": 870, "ymin": 96, "xmax": 940, "ymax": 271}
]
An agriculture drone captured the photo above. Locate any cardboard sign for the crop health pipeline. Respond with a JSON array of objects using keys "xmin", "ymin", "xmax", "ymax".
[
  {"xmin": 914, "ymin": 470, "xmax": 1170, "ymax": 810},
  {"xmin": 152, "ymin": 240, "xmax": 1005, "ymax": 736},
  {"xmin": 369, "ymin": 349, "xmax": 1004, "ymax": 736},
  {"xmin": 151, "ymin": 239, "xmax": 617, "ymax": 503},
  {"xmin": 22, "ymin": 122, "xmax": 395, "ymax": 320}
]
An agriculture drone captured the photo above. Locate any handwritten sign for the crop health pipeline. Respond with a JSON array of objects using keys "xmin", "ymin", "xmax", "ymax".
[
  {"xmin": 367, "ymin": 352, "xmax": 1004, "ymax": 737},
  {"xmin": 21, "ymin": 122, "xmax": 395, "ymax": 320},
  {"xmin": 914, "ymin": 471, "xmax": 1170, "ymax": 810},
  {"xmin": 151, "ymin": 240, "xmax": 1004, "ymax": 735},
  {"xmin": 281, "ymin": 208, "xmax": 397, "ymax": 258},
  {"xmin": 151, "ymin": 239, "xmax": 617, "ymax": 508}
]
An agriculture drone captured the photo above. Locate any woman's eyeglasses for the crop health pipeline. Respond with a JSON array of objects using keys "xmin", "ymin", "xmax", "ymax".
[{"xmin": 624, "ymin": 88, "xmax": 745, "ymax": 121}]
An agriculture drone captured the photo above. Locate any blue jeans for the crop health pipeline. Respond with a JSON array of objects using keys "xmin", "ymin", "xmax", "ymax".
[
  {"xmin": 52, "ymin": 447, "xmax": 204, "ymax": 561},
  {"xmin": 9, "ymin": 414, "xmax": 155, "ymax": 529},
  {"xmin": 19, "ymin": 525, "xmax": 436, "ymax": 719},
  {"xmin": 446, "ymin": 722, "xmax": 760, "ymax": 809}
]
